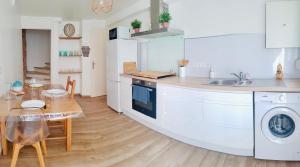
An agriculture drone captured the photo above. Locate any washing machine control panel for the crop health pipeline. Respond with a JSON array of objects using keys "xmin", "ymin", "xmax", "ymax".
[
  {"xmin": 255, "ymin": 92, "xmax": 300, "ymax": 104},
  {"xmin": 278, "ymin": 94, "xmax": 286, "ymax": 102}
]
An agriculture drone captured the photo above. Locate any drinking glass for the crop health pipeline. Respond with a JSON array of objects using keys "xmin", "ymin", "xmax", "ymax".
[{"xmin": 1, "ymin": 82, "xmax": 13, "ymax": 100}]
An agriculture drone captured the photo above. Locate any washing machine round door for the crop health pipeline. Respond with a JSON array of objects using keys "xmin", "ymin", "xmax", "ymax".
[{"xmin": 262, "ymin": 107, "xmax": 300, "ymax": 144}]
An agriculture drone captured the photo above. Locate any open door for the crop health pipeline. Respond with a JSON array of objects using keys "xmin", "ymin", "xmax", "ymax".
[{"xmin": 89, "ymin": 28, "xmax": 107, "ymax": 97}]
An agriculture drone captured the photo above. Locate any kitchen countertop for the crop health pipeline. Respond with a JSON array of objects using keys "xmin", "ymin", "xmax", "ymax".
[
  {"xmin": 159, "ymin": 77, "xmax": 300, "ymax": 92},
  {"xmin": 121, "ymin": 74, "xmax": 300, "ymax": 92}
]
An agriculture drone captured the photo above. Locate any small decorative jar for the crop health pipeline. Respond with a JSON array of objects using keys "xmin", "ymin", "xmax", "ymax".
[{"xmin": 12, "ymin": 80, "xmax": 23, "ymax": 92}]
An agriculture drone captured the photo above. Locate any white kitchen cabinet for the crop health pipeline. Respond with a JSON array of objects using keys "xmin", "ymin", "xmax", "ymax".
[
  {"xmin": 266, "ymin": 1, "xmax": 300, "ymax": 48},
  {"xmin": 158, "ymin": 85, "xmax": 203, "ymax": 138},
  {"xmin": 201, "ymin": 93, "xmax": 253, "ymax": 154},
  {"xmin": 157, "ymin": 84, "xmax": 253, "ymax": 156},
  {"xmin": 120, "ymin": 76, "xmax": 132, "ymax": 113}
]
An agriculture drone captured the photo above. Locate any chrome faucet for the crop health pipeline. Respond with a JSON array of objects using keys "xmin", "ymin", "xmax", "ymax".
[{"xmin": 231, "ymin": 72, "xmax": 247, "ymax": 82}]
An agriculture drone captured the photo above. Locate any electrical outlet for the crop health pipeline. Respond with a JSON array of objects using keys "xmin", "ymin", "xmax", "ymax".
[{"xmin": 189, "ymin": 62, "xmax": 210, "ymax": 69}]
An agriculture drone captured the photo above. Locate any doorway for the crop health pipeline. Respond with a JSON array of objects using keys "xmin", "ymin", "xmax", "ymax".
[{"xmin": 22, "ymin": 29, "xmax": 51, "ymax": 84}]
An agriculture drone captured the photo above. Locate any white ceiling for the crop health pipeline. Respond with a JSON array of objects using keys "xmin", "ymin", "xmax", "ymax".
[{"xmin": 20, "ymin": 0, "xmax": 139, "ymax": 20}]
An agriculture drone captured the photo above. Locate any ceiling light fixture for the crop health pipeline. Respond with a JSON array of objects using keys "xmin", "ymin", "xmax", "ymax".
[{"xmin": 91, "ymin": 0, "xmax": 113, "ymax": 14}]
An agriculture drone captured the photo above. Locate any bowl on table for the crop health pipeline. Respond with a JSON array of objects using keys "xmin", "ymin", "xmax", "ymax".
[
  {"xmin": 21, "ymin": 100, "xmax": 46, "ymax": 109},
  {"xmin": 29, "ymin": 83, "xmax": 44, "ymax": 88},
  {"xmin": 42, "ymin": 89, "xmax": 67, "ymax": 97}
]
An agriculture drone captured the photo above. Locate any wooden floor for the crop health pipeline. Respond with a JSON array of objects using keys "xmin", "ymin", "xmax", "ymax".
[{"xmin": 1, "ymin": 96, "xmax": 300, "ymax": 167}]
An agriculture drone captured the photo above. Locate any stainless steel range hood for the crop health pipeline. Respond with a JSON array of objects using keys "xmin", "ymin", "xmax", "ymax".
[{"xmin": 131, "ymin": 0, "xmax": 184, "ymax": 39}]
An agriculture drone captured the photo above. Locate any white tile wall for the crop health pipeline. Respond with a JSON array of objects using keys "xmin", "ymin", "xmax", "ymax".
[{"xmin": 185, "ymin": 34, "xmax": 300, "ymax": 79}]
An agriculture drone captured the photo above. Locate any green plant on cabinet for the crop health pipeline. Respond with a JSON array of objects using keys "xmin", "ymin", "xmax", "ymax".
[
  {"xmin": 159, "ymin": 11, "xmax": 172, "ymax": 29},
  {"xmin": 131, "ymin": 19, "xmax": 142, "ymax": 33}
]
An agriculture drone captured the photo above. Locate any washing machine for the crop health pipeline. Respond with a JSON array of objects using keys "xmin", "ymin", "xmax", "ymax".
[{"xmin": 255, "ymin": 92, "xmax": 300, "ymax": 161}]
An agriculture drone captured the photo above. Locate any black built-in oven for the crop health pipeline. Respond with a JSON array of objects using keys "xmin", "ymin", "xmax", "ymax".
[{"xmin": 132, "ymin": 79, "xmax": 156, "ymax": 119}]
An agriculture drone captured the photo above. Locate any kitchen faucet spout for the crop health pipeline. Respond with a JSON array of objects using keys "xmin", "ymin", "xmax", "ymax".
[{"xmin": 231, "ymin": 72, "xmax": 246, "ymax": 81}]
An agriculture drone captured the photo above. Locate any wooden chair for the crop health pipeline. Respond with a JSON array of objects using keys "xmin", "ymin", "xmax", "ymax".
[
  {"xmin": 66, "ymin": 76, "xmax": 76, "ymax": 98},
  {"xmin": 46, "ymin": 76, "xmax": 76, "ymax": 151},
  {"xmin": 6, "ymin": 109, "xmax": 49, "ymax": 167},
  {"xmin": 11, "ymin": 130, "xmax": 48, "ymax": 167}
]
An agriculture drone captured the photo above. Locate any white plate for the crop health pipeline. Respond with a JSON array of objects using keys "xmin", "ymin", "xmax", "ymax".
[
  {"xmin": 46, "ymin": 89, "xmax": 67, "ymax": 95},
  {"xmin": 21, "ymin": 100, "xmax": 45, "ymax": 109},
  {"xmin": 30, "ymin": 83, "xmax": 44, "ymax": 88}
]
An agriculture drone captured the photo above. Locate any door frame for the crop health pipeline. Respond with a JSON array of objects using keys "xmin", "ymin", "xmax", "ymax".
[
  {"xmin": 22, "ymin": 29, "xmax": 27, "ymax": 81},
  {"xmin": 21, "ymin": 16, "xmax": 61, "ymax": 84}
]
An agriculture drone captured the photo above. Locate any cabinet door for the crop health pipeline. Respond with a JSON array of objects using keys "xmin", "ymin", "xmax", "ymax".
[
  {"xmin": 158, "ymin": 85, "xmax": 204, "ymax": 139},
  {"xmin": 266, "ymin": 1, "xmax": 300, "ymax": 48},
  {"xmin": 201, "ymin": 92, "xmax": 253, "ymax": 151},
  {"xmin": 120, "ymin": 76, "xmax": 132, "ymax": 113}
]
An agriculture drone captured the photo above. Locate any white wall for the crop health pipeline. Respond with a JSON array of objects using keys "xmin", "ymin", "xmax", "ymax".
[
  {"xmin": 169, "ymin": 0, "xmax": 266, "ymax": 38},
  {"xmin": 147, "ymin": 36, "xmax": 184, "ymax": 73},
  {"xmin": 26, "ymin": 30, "xmax": 51, "ymax": 71},
  {"xmin": 185, "ymin": 34, "xmax": 300, "ymax": 79},
  {"xmin": 107, "ymin": 0, "xmax": 150, "ymax": 28},
  {"xmin": 58, "ymin": 21, "xmax": 82, "ymax": 94},
  {"xmin": 108, "ymin": 10, "xmax": 151, "ymax": 32},
  {"xmin": 107, "ymin": 0, "xmax": 268, "ymax": 38},
  {"xmin": 21, "ymin": 17, "xmax": 107, "ymax": 96},
  {"xmin": 21, "ymin": 16, "xmax": 61, "ymax": 84},
  {"xmin": 0, "ymin": 0, "xmax": 22, "ymax": 86},
  {"xmin": 108, "ymin": 0, "xmax": 300, "ymax": 79}
]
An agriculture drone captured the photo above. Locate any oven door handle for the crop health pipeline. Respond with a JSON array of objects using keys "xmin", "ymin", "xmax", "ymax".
[
  {"xmin": 132, "ymin": 85, "xmax": 154, "ymax": 92},
  {"xmin": 147, "ymin": 88, "xmax": 153, "ymax": 92}
]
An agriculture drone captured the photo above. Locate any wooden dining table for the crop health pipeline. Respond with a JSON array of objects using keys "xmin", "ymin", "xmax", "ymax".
[{"xmin": 0, "ymin": 84, "xmax": 83, "ymax": 156}]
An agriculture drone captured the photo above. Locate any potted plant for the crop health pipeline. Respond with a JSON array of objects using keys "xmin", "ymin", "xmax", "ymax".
[
  {"xmin": 131, "ymin": 19, "xmax": 142, "ymax": 33},
  {"xmin": 159, "ymin": 11, "xmax": 172, "ymax": 29}
]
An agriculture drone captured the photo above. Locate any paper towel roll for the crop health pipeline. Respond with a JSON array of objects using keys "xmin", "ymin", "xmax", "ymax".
[{"xmin": 179, "ymin": 67, "xmax": 186, "ymax": 78}]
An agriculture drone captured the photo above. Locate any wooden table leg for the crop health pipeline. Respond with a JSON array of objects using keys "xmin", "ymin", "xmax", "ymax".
[
  {"xmin": 66, "ymin": 118, "xmax": 72, "ymax": 152},
  {"xmin": 1, "ymin": 117, "xmax": 8, "ymax": 156}
]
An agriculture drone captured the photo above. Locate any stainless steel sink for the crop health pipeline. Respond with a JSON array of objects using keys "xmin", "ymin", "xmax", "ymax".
[
  {"xmin": 208, "ymin": 79, "xmax": 252, "ymax": 86},
  {"xmin": 208, "ymin": 79, "xmax": 238, "ymax": 86},
  {"xmin": 236, "ymin": 80, "xmax": 253, "ymax": 86}
]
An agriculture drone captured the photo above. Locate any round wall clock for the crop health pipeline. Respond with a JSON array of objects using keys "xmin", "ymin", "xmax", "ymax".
[{"xmin": 64, "ymin": 24, "xmax": 76, "ymax": 37}]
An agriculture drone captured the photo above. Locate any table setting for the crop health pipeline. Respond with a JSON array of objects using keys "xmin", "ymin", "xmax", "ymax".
[{"xmin": 0, "ymin": 80, "xmax": 83, "ymax": 156}]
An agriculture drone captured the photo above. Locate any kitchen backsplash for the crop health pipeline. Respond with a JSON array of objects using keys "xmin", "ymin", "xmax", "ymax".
[
  {"xmin": 185, "ymin": 34, "xmax": 300, "ymax": 79},
  {"xmin": 144, "ymin": 36, "xmax": 185, "ymax": 73}
]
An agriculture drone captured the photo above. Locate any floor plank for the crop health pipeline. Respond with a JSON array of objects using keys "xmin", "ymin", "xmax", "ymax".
[{"xmin": 0, "ymin": 96, "xmax": 299, "ymax": 167}]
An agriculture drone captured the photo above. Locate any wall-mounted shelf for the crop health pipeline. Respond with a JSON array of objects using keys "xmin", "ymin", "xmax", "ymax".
[
  {"xmin": 59, "ymin": 37, "xmax": 82, "ymax": 40},
  {"xmin": 59, "ymin": 55, "xmax": 82, "ymax": 58},
  {"xmin": 58, "ymin": 70, "xmax": 82, "ymax": 74}
]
